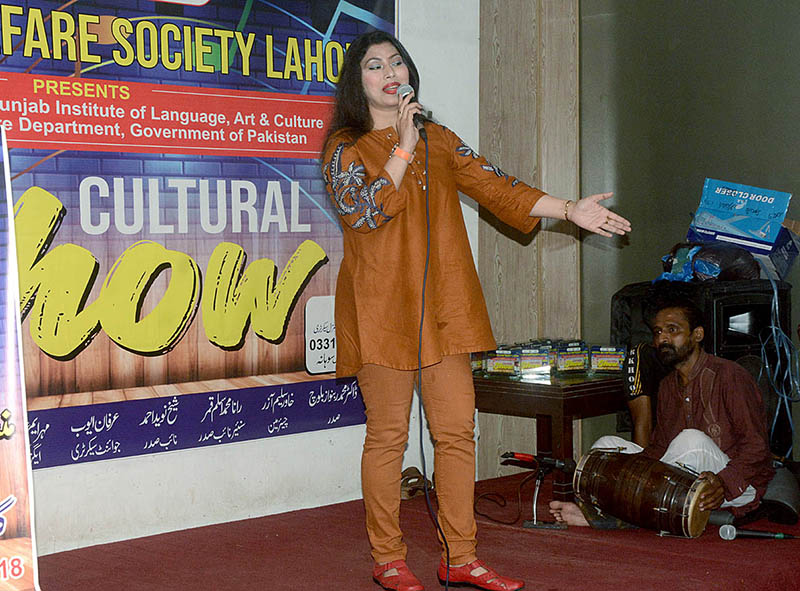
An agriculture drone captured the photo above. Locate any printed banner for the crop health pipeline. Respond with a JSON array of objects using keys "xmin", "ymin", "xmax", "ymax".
[
  {"xmin": 0, "ymin": 71, "xmax": 331, "ymax": 158},
  {"xmin": 29, "ymin": 376, "xmax": 362, "ymax": 469},
  {"xmin": 0, "ymin": 0, "xmax": 395, "ymax": 471},
  {"xmin": 0, "ymin": 128, "xmax": 39, "ymax": 590}
]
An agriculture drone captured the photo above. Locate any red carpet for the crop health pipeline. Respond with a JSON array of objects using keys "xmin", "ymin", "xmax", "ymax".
[{"xmin": 38, "ymin": 472, "xmax": 800, "ymax": 590}]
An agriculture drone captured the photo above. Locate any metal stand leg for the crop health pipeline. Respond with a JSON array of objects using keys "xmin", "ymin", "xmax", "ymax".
[{"xmin": 522, "ymin": 467, "xmax": 568, "ymax": 530}]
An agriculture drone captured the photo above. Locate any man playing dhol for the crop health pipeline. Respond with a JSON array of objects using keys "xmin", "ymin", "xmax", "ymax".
[{"xmin": 550, "ymin": 294, "xmax": 774, "ymax": 527}]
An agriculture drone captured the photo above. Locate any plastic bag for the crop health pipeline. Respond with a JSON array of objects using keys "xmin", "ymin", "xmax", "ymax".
[{"xmin": 658, "ymin": 242, "xmax": 759, "ymax": 282}]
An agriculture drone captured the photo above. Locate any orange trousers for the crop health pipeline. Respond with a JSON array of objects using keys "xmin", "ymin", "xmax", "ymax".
[{"xmin": 357, "ymin": 354, "xmax": 478, "ymax": 564}]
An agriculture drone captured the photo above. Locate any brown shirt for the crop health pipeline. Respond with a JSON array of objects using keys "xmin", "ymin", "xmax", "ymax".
[
  {"xmin": 321, "ymin": 123, "xmax": 544, "ymax": 376},
  {"xmin": 642, "ymin": 350, "xmax": 774, "ymax": 515}
]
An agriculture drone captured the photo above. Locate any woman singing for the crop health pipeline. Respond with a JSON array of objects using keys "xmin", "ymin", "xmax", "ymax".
[{"xmin": 320, "ymin": 30, "xmax": 630, "ymax": 591}]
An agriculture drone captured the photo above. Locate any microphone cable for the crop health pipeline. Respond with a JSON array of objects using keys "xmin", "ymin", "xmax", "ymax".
[
  {"xmin": 474, "ymin": 470, "xmax": 539, "ymax": 525},
  {"xmin": 757, "ymin": 263, "xmax": 798, "ymax": 460},
  {"xmin": 412, "ymin": 125, "xmax": 453, "ymax": 589}
]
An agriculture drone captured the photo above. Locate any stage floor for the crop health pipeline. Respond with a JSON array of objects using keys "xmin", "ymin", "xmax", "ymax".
[{"xmin": 37, "ymin": 471, "xmax": 800, "ymax": 590}]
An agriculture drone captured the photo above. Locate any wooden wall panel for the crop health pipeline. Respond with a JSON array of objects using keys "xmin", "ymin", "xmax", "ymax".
[
  {"xmin": 478, "ymin": 0, "xmax": 540, "ymax": 347},
  {"xmin": 538, "ymin": 0, "xmax": 580, "ymax": 340},
  {"xmin": 477, "ymin": 0, "xmax": 580, "ymax": 479}
]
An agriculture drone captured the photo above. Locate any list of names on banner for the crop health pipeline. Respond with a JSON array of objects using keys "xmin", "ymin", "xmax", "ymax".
[{"xmin": 27, "ymin": 378, "xmax": 364, "ymax": 469}]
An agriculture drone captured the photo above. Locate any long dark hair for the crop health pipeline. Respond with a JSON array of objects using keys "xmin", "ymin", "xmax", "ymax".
[{"xmin": 322, "ymin": 30, "xmax": 421, "ymax": 150}]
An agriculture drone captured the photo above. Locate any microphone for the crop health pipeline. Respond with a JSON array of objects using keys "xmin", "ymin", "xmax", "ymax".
[
  {"xmin": 537, "ymin": 456, "xmax": 577, "ymax": 474},
  {"xmin": 502, "ymin": 452, "xmax": 535, "ymax": 463},
  {"xmin": 396, "ymin": 84, "xmax": 427, "ymax": 140},
  {"xmin": 501, "ymin": 452, "xmax": 577, "ymax": 474},
  {"xmin": 719, "ymin": 524, "xmax": 796, "ymax": 540}
]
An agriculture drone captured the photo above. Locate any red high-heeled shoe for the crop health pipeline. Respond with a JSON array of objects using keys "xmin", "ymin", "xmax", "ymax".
[
  {"xmin": 373, "ymin": 559, "xmax": 424, "ymax": 591},
  {"xmin": 437, "ymin": 558, "xmax": 524, "ymax": 590}
]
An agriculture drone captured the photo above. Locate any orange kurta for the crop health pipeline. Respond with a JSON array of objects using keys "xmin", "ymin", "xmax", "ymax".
[{"xmin": 322, "ymin": 123, "xmax": 544, "ymax": 376}]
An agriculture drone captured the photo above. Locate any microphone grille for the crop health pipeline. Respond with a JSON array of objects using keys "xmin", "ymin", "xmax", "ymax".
[
  {"xmin": 719, "ymin": 524, "xmax": 736, "ymax": 540},
  {"xmin": 397, "ymin": 84, "xmax": 413, "ymax": 98}
]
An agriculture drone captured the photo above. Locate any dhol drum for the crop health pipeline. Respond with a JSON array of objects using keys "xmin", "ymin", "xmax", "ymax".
[{"xmin": 573, "ymin": 448, "xmax": 712, "ymax": 537}]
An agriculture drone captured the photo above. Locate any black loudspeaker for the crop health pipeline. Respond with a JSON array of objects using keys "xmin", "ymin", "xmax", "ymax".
[{"xmin": 610, "ymin": 279, "xmax": 793, "ymax": 458}]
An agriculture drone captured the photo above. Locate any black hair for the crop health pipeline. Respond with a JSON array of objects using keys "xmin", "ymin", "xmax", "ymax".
[
  {"xmin": 644, "ymin": 282, "xmax": 706, "ymax": 331},
  {"xmin": 322, "ymin": 30, "xmax": 421, "ymax": 151}
]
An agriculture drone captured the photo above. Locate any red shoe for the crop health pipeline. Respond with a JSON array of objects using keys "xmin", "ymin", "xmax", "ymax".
[
  {"xmin": 373, "ymin": 559, "xmax": 424, "ymax": 591},
  {"xmin": 437, "ymin": 559, "xmax": 524, "ymax": 590}
]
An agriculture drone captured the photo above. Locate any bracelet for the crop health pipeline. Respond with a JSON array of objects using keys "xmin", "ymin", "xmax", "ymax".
[
  {"xmin": 564, "ymin": 200, "xmax": 573, "ymax": 221},
  {"xmin": 391, "ymin": 146, "xmax": 412, "ymax": 163}
]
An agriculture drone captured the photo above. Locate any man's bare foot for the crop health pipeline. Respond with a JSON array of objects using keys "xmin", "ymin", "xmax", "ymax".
[{"xmin": 548, "ymin": 501, "xmax": 590, "ymax": 526}]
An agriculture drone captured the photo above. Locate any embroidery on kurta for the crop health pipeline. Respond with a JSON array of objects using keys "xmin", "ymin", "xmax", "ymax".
[
  {"xmin": 455, "ymin": 142, "xmax": 520, "ymax": 187},
  {"xmin": 480, "ymin": 163, "xmax": 520, "ymax": 187},
  {"xmin": 327, "ymin": 143, "xmax": 392, "ymax": 229},
  {"xmin": 456, "ymin": 143, "xmax": 480, "ymax": 159}
]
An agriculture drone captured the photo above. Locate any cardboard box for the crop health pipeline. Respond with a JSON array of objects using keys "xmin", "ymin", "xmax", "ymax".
[
  {"xmin": 519, "ymin": 347, "xmax": 551, "ymax": 374},
  {"xmin": 485, "ymin": 348, "xmax": 517, "ymax": 374},
  {"xmin": 687, "ymin": 178, "xmax": 797, "ymax": 279},
  {"xmin": 590, "ymin": 345, "xmax": 626, "ymax": 371},
  {"xmin": 555, "ymin": 342, "xmax": 589, "ymax": 372}
]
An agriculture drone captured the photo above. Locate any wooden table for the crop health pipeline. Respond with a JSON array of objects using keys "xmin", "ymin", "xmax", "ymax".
[{"xmin": 473, "ymin": 371, "xmax": 625, "ymax": 500}]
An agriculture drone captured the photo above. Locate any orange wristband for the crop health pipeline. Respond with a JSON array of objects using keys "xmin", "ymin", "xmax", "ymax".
[{"xmin": 392, "ymin": 147, "xmax": 412, "ymax": 162}]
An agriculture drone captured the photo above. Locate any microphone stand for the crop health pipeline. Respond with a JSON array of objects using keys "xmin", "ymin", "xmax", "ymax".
[{"xmin": 522, "ymin": 465, "xmax": 568, "ymax": 530}]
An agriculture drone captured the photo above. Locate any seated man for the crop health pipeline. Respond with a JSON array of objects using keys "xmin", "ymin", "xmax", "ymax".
[{"xmin": 551, "ymin": 293, "xmax": 775, "ymax": 527}]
